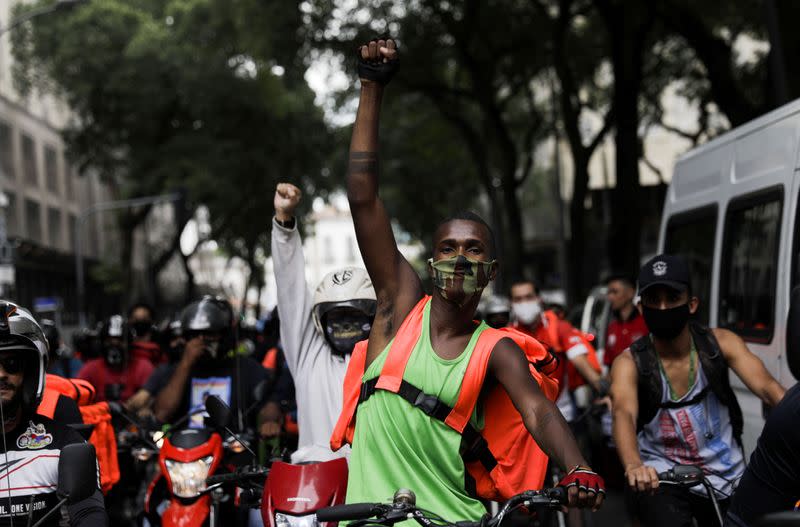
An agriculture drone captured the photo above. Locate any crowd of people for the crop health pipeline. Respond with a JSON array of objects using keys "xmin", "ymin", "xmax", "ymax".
[{"xmin": 0, "ymin": 36, "xmax": 796, "ymax": 527}]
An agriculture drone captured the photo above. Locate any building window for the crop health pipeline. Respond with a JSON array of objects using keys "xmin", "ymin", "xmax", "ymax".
[
  {"xmin": 65, "ymin": 164, "xmax": 75, "ymax": 201},
  {"xmin": 719, "ymin": 188, "xmax": 783, "ymax": 343},
  {"xmin": 664, "ymin": 205, "xmax": 718, "ymax": 325},
  {"xmin": 25, "ymin": 199, "xmax": 41, "ymax": 242},
  {"xmin": 45, "ymin": 146, "xmax": 58, "ymax": 194},
  {"xmin": 4, "ymin": 194, "xmax": 18, "ymax": 237},
  {"xmin": 0, "ymin": 121, "xmax": 12, "ymax": 179},
  {"xmin": 21, "ymin": 135, "xmax": 37, "ymax": 187},
  {"xmin": 48, "ymin": 207, "xmax": 61, "ymax": 250}
]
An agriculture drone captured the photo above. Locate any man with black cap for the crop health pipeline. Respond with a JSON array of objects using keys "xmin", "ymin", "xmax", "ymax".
[{"xmin": 610, "ymin": 254, "xmax": 786, "ymax": 527}]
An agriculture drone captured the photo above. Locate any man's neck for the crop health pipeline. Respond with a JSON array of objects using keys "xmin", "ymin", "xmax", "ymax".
[
  {"xmin": 619, "ymin": 303, "xmax": 635, "ymax": 321},
  {"xmin": 652, "ymin": 325, "xmax": 692, "ymax": 360},
  {"xmin": 429, "ymin": 292, "xmax": 479, "ymax": 339}
]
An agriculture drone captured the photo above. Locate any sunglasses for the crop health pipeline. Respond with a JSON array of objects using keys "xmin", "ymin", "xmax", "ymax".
[{"xmin": 0, "ymin": 356, "xmax": 25, "ymax": 375}]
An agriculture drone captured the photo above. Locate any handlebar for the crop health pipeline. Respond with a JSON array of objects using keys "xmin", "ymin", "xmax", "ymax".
[
  {"xmin": 315, "ymin": 488, "xmax": 567, "ymax": 527},
  {"xmin": 316, "ymin": 503, "xmax": 387, "ymax": 522},
  {"xmin": 205, "ymin": 465, "xmax": 269, "ymax": 486},
  {"xmin": 657, "ymin": 464, "xmax": 706, "ymax": 487}
]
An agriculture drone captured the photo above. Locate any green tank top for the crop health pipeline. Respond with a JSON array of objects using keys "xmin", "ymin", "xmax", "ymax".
[{"xmin": 346, "ymin": 299, "xmax": 489, "ymax": 523}]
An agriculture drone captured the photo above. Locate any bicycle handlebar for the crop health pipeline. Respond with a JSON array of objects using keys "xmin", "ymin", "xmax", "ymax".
[{"xmin": 315, "ymin": 488, "xmax": 567, "ymax": 527}]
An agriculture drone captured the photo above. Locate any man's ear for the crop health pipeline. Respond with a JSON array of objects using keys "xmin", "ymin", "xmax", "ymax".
[
  {"xmin": 689, "ymin": 296, "xmax": 700, "ymax": 315},
  {"xmin": 636, "ymin": 301, "xmax": 643, "ymax": 315},
  {"xmin": 426, "ymin": 258, "xmax": 435, "ymax": 279}
]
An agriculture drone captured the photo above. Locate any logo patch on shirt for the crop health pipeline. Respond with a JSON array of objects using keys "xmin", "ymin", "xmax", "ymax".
[{"xmin": 17, "ymin": 421, "xmax": 53, "ymax": 449}]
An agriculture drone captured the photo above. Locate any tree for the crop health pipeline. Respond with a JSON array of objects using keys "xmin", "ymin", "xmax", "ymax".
[
  {"xmin": 12, "ymin": 0, "xmax": 330, "ymax": 310},
  {"xmin": 305, "ymin": 0, "xmax": 554, "ymax": 284}
]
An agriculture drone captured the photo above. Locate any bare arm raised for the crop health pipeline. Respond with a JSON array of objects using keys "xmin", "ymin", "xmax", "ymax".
[{"xmin": 348, "ymin": 38, "xmax": 423, "ymax": 365}]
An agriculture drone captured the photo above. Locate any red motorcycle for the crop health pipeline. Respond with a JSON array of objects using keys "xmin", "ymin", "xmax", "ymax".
[
  {"xmin": 143, "ymin": 404, "xmax": 258, "ymax": 527},
  {"xmin": 192, "ymin": 396, "xmax": 349, "ymax": 527},
  {"xmin": 261, "ymin": 457, "xmax": 348, "ymax": 527}
]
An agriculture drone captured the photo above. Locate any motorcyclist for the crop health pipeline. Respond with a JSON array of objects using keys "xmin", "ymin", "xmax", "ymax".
[
  {"xmin": 153, "ymin": 296, "xmax": 270, "ymax": 429},
  {"xmin": 126, "ymin": 317, "xmax": 184, "ymax": 416},
  {"xmin": 271, "ymin": 182, "xmax": 376, "ymax": 462},
  {"xmin": 0, "ymin": 301, "xmax": 107, "ymax": 527},
  {"xmin": 77, "ymin": 315, "xmax": 154, "ymax": 403},
  {"xmin": 127, "ymin": 302, "xmax": 164, "ymax": 366}
]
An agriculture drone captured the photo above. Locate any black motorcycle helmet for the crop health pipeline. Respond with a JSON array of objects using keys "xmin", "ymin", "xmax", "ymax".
[
  {"xmin": 0, "ymin": 301, "xmax": 49, "ymax": 417},
  {"xmin": 180, "ymin": 296, "xmax": 236, "ymax": 359},
  {"xmin": 100, "ymin": 315, "xmax": 129, "ymax": 368}
]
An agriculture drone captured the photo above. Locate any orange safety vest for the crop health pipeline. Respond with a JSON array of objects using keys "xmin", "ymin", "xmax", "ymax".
[
  {"xmin": 38, "ymin": 374, "xmax": 120, "ymax": 493},
  {"xmin": 538, "ymin": 311, "xmax": 601, "ymax": 391},
  {"xmin": 331, "ymin": 296, "xmax": 560, "ymax": 501}
]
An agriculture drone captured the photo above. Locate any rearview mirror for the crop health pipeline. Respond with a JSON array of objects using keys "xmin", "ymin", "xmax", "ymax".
[
  {"xmin": 57, "ymin": 443, "xmax": 98, "ymax": 503},
  {"xmin": 205, "ymin": 395, "xmax": 232, "ymax": 429},
  {"xmin": 787, "ymin": 286, "xmax": 800, "ymax": 379}
]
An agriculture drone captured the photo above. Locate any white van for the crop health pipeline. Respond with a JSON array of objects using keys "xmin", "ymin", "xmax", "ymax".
[{"xmin": 660, "ymin": 99, "xmax": 800, "ymax": 452}]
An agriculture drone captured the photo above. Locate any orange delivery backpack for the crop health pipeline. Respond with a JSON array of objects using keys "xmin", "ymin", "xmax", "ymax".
[
  {"xmin": 331, "ymin": 296, "xmax": 561, "ymax": 501},
  {"xmin": 38, "ymin": 374, "xmax": 120, "ymax": 493}
]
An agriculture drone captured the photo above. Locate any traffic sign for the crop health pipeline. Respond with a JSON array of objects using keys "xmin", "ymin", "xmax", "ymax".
[{"xmin": 33, "ymin": 296, "xmax": 61, "ymax": 313}]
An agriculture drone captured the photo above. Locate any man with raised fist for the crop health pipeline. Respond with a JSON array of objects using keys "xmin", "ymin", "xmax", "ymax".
[{"xmin": 337, "ymin": 37, "xmax": 604, "ymax": 521}]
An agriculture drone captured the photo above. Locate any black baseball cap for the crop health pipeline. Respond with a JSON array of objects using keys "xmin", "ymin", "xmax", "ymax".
[{"xmin": 638, "ymin": 254, "xmax": 690, "ymax": 294}]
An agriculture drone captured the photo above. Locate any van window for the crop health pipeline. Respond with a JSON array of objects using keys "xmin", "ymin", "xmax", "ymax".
[
  {"xmin": 664, "ymin": 205, "xmax": 717, "ymax": 325},
  {"xmin": 719, "ymin": 188, "xmax": 783, "ymax": 343}
]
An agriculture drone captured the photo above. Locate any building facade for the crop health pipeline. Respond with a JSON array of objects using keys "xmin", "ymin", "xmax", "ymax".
[{"xmin": 0, "ymin": 1, "xmax": 121, "ymax": 324}]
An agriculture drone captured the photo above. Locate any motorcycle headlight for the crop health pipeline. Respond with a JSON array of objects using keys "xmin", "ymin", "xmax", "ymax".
[
  {"xmin": 165, "ymin": 455, "xmax": 214, "ymax": 498},
  {"xmin": 275, "ymin": 513, "xmax": 320, "ymax": 527}
]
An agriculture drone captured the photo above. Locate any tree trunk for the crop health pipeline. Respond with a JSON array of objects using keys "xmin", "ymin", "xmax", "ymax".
[
  {"xmin": 602, "ymin": 3, "xmax": 648, "ymax": 278},
  {"xmin": 568, "ymin": 156, "xmax": 590, "ymax": 300}
]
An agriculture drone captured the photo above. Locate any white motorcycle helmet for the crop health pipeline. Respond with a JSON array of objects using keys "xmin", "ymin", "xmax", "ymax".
[
  {"xmin": 0, "ymin": 301, "xmax": 48, "ymax": 415},
  {"xmin": 312, "ymin": 268, "xmax": 376, "ymax": 356}
]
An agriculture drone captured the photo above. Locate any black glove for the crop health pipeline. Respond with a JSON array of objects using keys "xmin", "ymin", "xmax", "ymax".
[{"xmin": 356, "ymin": 38, "xmax": 399, "ymax": 85}]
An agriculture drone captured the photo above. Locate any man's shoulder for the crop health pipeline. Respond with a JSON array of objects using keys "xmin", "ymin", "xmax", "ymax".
[{"xmin": 131, "ymin": 356, "xmax": 155, "ymax": 373}]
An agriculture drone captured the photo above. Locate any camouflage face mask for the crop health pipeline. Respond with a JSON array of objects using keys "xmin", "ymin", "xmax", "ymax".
[{"xmin": 428, "ymin": 255, "xmax": 496, "ymax": 306}]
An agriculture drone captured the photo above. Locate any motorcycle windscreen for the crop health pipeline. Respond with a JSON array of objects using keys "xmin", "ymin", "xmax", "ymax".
[{"xmin": 261, "ymin": 458, "xmax": 348, "ymax": 524}]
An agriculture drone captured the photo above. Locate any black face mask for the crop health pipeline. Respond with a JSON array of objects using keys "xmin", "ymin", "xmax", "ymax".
[
  {"xmin": 642, "ymin": 304, "xmax": 690, "ymax": 341},
  {"xmin": 131, "ymin": 321, "xmax": 153, "ymax": 338},
  {"xmin": 104, "ymin": 346, "xmax": 125, "ymax": 368},
  {"xmin": 324, "ymin": 313, "xmax": 372, "ymax": 356}
]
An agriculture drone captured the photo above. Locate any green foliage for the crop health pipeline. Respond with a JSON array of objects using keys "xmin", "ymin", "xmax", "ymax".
[{"xmin": 12, "ymin": 0, "xmax": 331, "ymax": 272}]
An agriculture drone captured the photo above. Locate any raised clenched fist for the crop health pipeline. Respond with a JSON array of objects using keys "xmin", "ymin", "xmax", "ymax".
[
  {"xmin": 274, "ymin": 182, "xmax": 302, "ymax": 222},
  {"xmin": 357, "ymin": 38, "xmax": 399, "ymax": 85}
]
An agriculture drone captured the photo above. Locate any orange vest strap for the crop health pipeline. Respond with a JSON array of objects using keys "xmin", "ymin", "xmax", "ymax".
[
  {"xmin": 445, "ymin": 329, "xmax": 503, "ymax": 432},
  {"xmin": 330, "ymin": 339, "xmax": 368, "ymax": 451},
  {"xmin": 374, "ymin": 297, "xmax": 429, "ymax": 393},
  {"xmin": 38, "ymin": 389, "xmax": 60, "ymax": 419}
]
